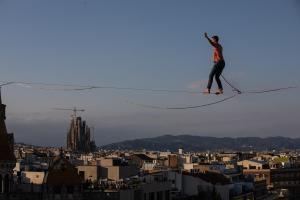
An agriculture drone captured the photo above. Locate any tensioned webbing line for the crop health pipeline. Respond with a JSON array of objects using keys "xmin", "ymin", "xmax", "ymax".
[
  {"xmin": 3, "ymin": 80, "xmax": 236, "ymax": 95},
  {"xmin": 220, "ymin": 76, "xmax": 297, "ymax": 95},
  {"xmin": 3, "ymin": 78, "xmax": 294, "ymax": 95},
  {"xmin": 220, "ymin": 75, "xmax": 242, "ymax": 94},
  {"xmin": 241, "ymin": 86, "xmax": 298, "ymax": 94},
  {"xmin": 0, "ymin": 78, "xmax": 297, "ymax": 110},
  {"xmin": 125, "ymin": 94, "xmax": 237, "ymax": 110}
]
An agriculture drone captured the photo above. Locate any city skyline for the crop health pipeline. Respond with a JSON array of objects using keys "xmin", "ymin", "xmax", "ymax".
[{"xmin": 0, "ymin": 0, "xmax": 300, "ymax": 146}]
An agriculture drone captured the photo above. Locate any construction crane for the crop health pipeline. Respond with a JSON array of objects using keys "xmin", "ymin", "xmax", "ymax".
[{"xmin": 52, "ymin": 107, "xmax": 85, "ymax": 118}]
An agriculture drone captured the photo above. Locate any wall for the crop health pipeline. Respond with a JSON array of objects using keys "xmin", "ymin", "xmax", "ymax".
[
  {"xmin": 76, "ymin": 165, "xmax": 100, "ymax": 182},
  {"xmin": 21, "ymin": 171, "xmax": 45, "ymax": 184},
  {"xmin": 101, "ymin": 165, "xmax": 139, "ymax": 181}
]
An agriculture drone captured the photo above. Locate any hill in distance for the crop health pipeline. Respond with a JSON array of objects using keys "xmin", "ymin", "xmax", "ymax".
[{"xmin": 101, "ymin": 135, "xmax": 300, "ymax": 152}]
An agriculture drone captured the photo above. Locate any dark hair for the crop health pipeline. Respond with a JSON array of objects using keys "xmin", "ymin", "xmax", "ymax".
[{"xmin": 212, "ymin": 35, "xmax": 219, "ymax": 42}]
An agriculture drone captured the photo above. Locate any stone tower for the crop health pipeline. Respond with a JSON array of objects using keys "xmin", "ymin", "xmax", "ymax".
[{"xmin": 0, "ymin": 89, "xmax": 16, "ymax": 194}]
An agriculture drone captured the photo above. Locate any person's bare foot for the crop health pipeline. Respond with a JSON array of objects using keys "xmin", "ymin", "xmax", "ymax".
[
  {"xmin": 203, "ymin": 88, "xmax": 210, "ymax": 94},
  {"xmin": 216, "ymin": 89, "xmax": 223, "ymax": 95}
]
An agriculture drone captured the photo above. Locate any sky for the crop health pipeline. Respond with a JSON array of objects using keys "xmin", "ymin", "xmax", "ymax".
[{"xmin": 0, "ymin": 0, "xmax": 299, "ymax": 146}]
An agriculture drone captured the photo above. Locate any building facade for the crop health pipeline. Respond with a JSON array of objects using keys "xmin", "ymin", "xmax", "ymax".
[{"xmin": 0, "ymin": 90, "xmax": 16, "ymax": 195}]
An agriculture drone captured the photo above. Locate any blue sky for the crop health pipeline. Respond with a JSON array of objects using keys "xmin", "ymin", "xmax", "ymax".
[{"xmin": 0, "ymin": 0, "xmax": 299, "ymax": 146}]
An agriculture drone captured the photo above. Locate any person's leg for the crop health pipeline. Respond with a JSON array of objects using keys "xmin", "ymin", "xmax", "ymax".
[
  {"xmin": 206, "ymin": 63, "xmax": 218, "ymax": 91},
  {"xmin": 215, "ymin": 61, "xmax": 225, "ymax": 90}
]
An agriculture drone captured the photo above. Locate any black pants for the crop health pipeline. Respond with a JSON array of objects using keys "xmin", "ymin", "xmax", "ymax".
[{"xmin": 207, "ymin": 60, "xmax": 225, "ymax": 90}]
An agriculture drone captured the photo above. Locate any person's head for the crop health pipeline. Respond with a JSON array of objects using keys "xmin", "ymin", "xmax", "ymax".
[{"xmin": 212, "ymin": 35, "xmax": 219, "ymax": 43}]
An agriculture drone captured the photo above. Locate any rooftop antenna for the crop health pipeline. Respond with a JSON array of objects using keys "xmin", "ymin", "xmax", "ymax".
[{"xmin": 52, "ymin": 107, "xmax": 85, "ymax": 118}]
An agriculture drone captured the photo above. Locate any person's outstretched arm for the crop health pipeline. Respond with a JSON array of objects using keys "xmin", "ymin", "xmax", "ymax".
[{"xmin": 204, "ymin": 32, "xmax": 216, "ymax": 47}]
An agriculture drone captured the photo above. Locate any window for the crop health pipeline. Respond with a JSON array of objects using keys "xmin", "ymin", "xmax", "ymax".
[
  {"xmin": 165, "ymin": 190, "xmax": 170, "ymax": 200},
  {"xmin": 53, "ymin": 186, "xmax": 61, "ymax": 194},
  {"xmin": 67, "ymin": 186, "xmax": 74, "ymax": 194},
  {"xmin": 0, "ymin": 175, "xmax": 2, "ymax": 193},
  {"xmin": 249, "ymin": 165, "xmax": 256, "ymax": 169},
  {"xmin": 4, "ymin": 175, "xmax": 9, "ymax": 193},
  {"xmin": 134, "ymin": 190, "xmax": 142, "ymax": 200},
  {"xmin": 79, "ymin": 171, "xmax": 85, "ymax": 179},
  {"xmin": 157, "ymin": 191, "xmax": 163, "ymax": 200},
  {"xmin": 149, "ymin": 192, "xmax": 155, "ymax": 200}
]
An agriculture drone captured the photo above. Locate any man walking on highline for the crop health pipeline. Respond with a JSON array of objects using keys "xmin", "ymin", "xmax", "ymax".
[{"xmin": 204, "ymin": 32, "xmax": 225, "ymax": 95}]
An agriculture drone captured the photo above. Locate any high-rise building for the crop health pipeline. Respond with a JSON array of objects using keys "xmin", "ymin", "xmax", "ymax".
[
  {"xmin": 0, "ymin": 90, "xmax": 16, "ymax": 194},
  {"xmin": 67, "ymin": 116, "xmax": 96, "ymax": 152}
]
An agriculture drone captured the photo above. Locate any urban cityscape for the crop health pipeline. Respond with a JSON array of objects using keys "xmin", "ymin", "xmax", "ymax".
[
  {"xmin": 1, "ymin": 1, "xmax": 300, "ymax": 200},
  {"xmin": 0, "ymin": 88, "xmax": 299, "ymax": 200}
]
